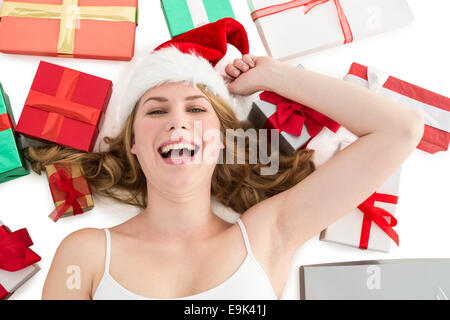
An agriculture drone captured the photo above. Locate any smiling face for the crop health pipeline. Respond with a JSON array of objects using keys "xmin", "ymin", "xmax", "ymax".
[{"xmin": 131, "ymin": 82, "xmax": 224, "ymax": 192}]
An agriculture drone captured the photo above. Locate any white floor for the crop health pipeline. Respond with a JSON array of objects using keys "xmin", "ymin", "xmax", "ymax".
[{"xmin": 0, "ymin": 0, "xmax": 448, "ymax": 300}]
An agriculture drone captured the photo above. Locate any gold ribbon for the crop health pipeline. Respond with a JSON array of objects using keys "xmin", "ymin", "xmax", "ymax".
[{"xmin": 0, "ymin": 0, "xmax": 137, "ymax": 57}]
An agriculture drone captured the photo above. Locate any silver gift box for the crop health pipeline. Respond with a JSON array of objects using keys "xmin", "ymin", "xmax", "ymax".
[{"xmin": 300, "ymin": 259, "xmax": 450, "ymax": 300}]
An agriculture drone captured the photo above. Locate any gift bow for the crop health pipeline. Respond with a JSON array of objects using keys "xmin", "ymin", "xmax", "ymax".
[
  {"xmin": 260, "ymin": 91, "xmax": 340, "ymax": 137},
  {"xmin": 0, "ymin": 226, "xmax": 41, "ymax": 272},
  {"xmin": 0, "ymin": 0, "xmax": 137, "ymax": 57},
  {"xmin": 364, "ymin": 66, "xmax": 390, "ymax": 92},
  {"xmin": 357, "ymin": 192, "xmax": 399, "ymax": 250},
  {"xmin": 0, "ymin": 113, "xmax": 13, "ymax": 132},
  {"xmin": 251, "ymin": 0, "xmax": 353, "ymax": 44},
  {"xmin": 48, "ymin": 168, "xmax": 85, "ymax": 222},
  {"xmin": 25, "ymin": 67, "xmax": 101, "ymax": 141}
]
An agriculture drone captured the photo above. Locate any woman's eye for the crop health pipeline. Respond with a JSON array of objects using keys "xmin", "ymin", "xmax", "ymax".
[
  {"xmin": 190, "ymin": 108, "xmax": 206, "ymax": 113},
  {"xmin": 147, "ymin": 110, "xmax": 165, "ymax": 115}
]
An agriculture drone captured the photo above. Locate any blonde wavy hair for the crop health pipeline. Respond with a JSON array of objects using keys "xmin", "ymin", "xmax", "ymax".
[{"xmin": 25, "ymin": 85, "xmax": 315, "ymax": 214}]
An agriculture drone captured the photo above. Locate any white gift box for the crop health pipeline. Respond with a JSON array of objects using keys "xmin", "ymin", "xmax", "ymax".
[
  {"xmin": 247, "ymin": 0, "xmax": 414, "ymax": 60},
  {"xmin": 248, "ymin": 79, "xmax": 340, "ymax": 155},
  {"xmin": 319, "ymin": 168, "xmax": 402, "ymax": 252},
  {"xmin": 0, "ymin": 221, "xmax": 40, "ymax": 299},
  {"xmin": 306, "ymin": 128, "xmax": 402, "ymax": 252},
  {"xmin": 344, "ymin": 62, "xmax": 450, "ymax": 154},
  {"xmin": 0, "ymin": 264, "xmax": 40, "ymax": 300}
]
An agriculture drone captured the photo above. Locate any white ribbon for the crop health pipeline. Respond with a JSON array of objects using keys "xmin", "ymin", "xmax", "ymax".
[
  {"xmin": 366, "ymin": 66, "xmax": 390, "ymax": 93},
  {"xmin": 344, "ymin": 67, "xmax": 450, "ymax": 132},
  {"xmin": 186, "ymin": 0, "xmax": 209, "ymax": 28}
]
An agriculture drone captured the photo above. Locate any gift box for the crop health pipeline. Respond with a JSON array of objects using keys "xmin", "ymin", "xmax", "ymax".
[
  {"xmin": 15, "ymin": 60, "xmax": 113, "ymax": 152},
  {"xmin": 0, "ymin": 82, "xmax": 29, "ymax": 184},
  {"xmin": 319, "ymin": 167, "xmax": 401, "ymax": 253},
  {"xmin": 45, "ymin": 162, "xmax": 94, "ymax": 222},
  {"xmin": 161, "ymin": 0, "xmax": 235, "ymax": 37},
  {"xmin": 247, "ymin": 90, "xmax": 340, "ymax": 155},
  {"xmin": 344, "ymin": 62, "xmax": 450, "ymax": 154},
  {"xmin": 307, "ymin": 127, "xmax": 401, "ymax": 252},
  {"xmin": 0, "ymin": 0, "xmax": 138, "ymax": 61},
  {"xmin": 247, "ymin": 0, "xmax": 414, "ymax": 60},
  {"xmin": 0, "ymin": 220, "xmax": 41, "ymax": 300},
  {"xmin": 300, "ymin": 259, "xmax": 450, "ymax": 300}
]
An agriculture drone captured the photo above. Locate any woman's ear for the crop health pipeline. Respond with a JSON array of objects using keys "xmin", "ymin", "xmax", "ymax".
[{"xmin": 131, "ymin": 135, "xmax": 137, "ymax": 154}]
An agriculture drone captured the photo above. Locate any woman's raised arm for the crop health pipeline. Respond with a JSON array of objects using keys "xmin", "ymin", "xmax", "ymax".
[{"xmin": 226, "ymin": 55, "xmax": 424, "ymax": 253}]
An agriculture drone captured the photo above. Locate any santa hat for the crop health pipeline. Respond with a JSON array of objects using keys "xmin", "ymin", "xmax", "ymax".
[{"xmin": 106, "ymin": 18, "xmax": 250, "ymax": 142}]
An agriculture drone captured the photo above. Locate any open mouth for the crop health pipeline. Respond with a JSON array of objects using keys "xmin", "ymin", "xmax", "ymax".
[{"xmin": 158, "ymin": 143, "xmax": 200, "ymax": 160}]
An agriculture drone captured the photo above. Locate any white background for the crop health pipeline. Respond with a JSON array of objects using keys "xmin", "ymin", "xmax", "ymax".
[{"xmin": 0, "ymin": 0, "xmax": 449, "ymax": 300}]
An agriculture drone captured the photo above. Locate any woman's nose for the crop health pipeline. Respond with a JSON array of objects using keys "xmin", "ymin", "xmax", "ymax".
[{"xmin": 165, "ymin": 115, "xmax": 191, "ymax": 131}]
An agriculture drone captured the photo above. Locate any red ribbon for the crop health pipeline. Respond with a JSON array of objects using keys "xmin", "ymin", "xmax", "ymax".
[
  {"xmin": 0, "ymin": 226, "xmax": 41, "ymax": 272},
  {"xmin": 48, "ymin": 169, "xmax": 85, "ymax": 222},
  {"xmin": 0, "ymin": 283, "xmax": 9, "ymax": 300},
  {"xmin": 251, "ymin": 0, "xmax": 353, "ymax": 44},
  {"xmin": 260, "ymin": 91, "xmax": 340, "ymax": 138},
  {"xmin": 25, "ymin": 68, "xmax": 101, "ymax": 141},
  {"xmin": 357, "ymin": 192, "xmax": 399, "ymax": 250},
  {"xmin": 0, "ymin": 113, "xmax": 13, "ymax": 132}
]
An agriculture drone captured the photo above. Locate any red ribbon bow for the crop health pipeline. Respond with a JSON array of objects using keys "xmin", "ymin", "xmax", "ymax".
[
  {"xmin": 48, "ymin": 169, "xmax": 85, "ymax": 222},
  {"xmin": 357, "ymin": 192, "xmax": 399, "ymax": 250},
  {"xmin": 260, "ymin": 91, "xmax": 340, "ymax": 137},
  {"xmin": 0, "ymin": 226, "xmax": 41, "ymax": 272},
  {"xmin": 251, "ymin": 0, "xmax": 353, "ymax": 44}
]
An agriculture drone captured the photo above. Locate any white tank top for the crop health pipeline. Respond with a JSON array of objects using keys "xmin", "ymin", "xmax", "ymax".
[{"xmin": 92, "ymin": 218, "xmax": 278, "ymax": 300}]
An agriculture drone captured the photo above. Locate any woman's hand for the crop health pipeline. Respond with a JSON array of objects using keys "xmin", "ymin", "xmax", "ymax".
[{"xmin": 224, "ymin": 54, "xmax": 281, "ymax": 96}]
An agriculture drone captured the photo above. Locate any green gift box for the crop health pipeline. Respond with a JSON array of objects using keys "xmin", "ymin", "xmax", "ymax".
[
  {"xmin": 0, "ymin": 83, "xmax": 29, "ymax": 184},
  {"xmin": 161, "ymin": 0, "xmax": 235, "ymax": 37}
]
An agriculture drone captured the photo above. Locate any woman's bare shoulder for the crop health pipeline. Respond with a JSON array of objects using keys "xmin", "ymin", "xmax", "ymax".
[
  {"xmin": 54, "ymin": 228, "xmax": 109, "ymax": 274},
  {"xmin": 57, "ymin": 228, "xmax": 106, "ymax": 255},
  {"xmin": 42, "ymin": 228, "xmax": 107, "ymax": 299}
]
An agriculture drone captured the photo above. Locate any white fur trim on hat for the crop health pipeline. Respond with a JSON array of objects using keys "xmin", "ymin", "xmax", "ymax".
[{"xmin": 117, "ymin": 46, "xmax": 232, "ymax": 129}]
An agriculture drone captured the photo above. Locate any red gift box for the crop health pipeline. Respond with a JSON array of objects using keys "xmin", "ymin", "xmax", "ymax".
[
  {"xmin": 0, "ymin": 0, "xmax": 138, "ymax": 61},
  {"xmin": 45, "ymin": 162, "xmax": 94, "ymax": 222},
  {"xmin": 16, "ymin": 60, "xmax": 112, "ymax": 152}
]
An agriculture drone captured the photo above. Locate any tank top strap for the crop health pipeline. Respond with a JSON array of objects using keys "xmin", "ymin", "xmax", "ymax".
[
  {"xmin": 236, "ymin": 218, "xmax": 254, "ymax": 257},
  {"xmin": 102, "ymin": 228, "xmax": 111, "ymax": 275}
]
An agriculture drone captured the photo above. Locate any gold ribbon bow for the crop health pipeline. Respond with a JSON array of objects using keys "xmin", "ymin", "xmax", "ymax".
[{"xmin": 0, "ymin": 0, "xmax": 137, "ymax": 57}]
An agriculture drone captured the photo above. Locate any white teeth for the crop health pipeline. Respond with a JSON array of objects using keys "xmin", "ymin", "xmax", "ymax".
[{"xmin": 160, "ymin": 142, "xmax": 195, "ymax": 154}]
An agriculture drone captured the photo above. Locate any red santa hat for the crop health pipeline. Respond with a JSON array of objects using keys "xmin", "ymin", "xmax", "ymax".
[{"xmin": 109, "ymin": 18, "xmax": 250, "ymax": 140}]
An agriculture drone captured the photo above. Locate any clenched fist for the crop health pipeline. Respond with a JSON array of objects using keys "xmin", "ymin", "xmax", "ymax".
[{"xmin": 224, "ymin": 54, "xmax": 281, "ymax": 96}]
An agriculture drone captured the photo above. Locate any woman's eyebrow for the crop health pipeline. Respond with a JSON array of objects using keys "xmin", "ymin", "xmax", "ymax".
[
  {"xmin": 185, "ymin": 95, "xmax": 209, "ymax": 102},
  {"xmin": 143, "ymin": 95, "xmax": 209, "ymax": 104},
  {"xmin": 143, "ymin": 96, "xmax": 168, "ymax": 104}
]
